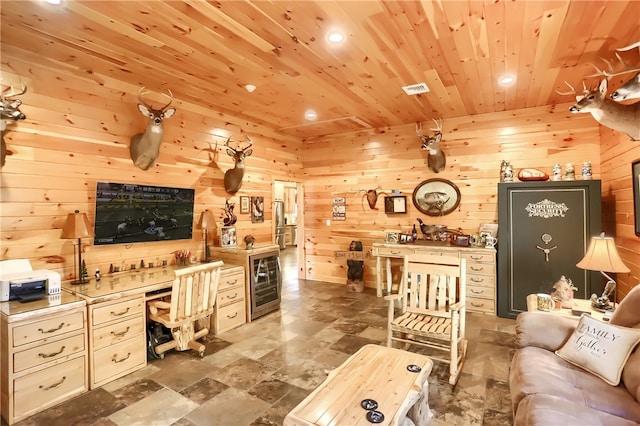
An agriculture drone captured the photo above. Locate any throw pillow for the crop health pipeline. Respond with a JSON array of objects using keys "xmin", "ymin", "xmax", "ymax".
[{"xmin": 556, "ymin": 314, "xmax": 640, "ymax": 386}]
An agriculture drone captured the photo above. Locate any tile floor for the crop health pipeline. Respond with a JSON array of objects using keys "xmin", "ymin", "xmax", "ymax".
[{"xmin": 6, "ymin": 248, "xmax": 517, "ymax": 426}]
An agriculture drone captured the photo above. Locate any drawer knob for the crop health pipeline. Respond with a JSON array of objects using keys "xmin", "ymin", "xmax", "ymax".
[
  {"xmin": 470, "ymin": 266, "xmax": 484, "ymax": 271},
  {"xmin": 226, "ymin": 279, "xmax": 238, "ymax": 285},
  {"xmin": 470, "ymin": 255, "xmax": 482, "ymax": 260},
  {"xmin": 470, "ymin": 277, "xmax": 485, "ymax": 283},
  {"xmin": 111, "ymin": 326, "xmax": 131, "ymax": 338},
  {"xmin": 227, "ymin": 312, "xmax": 238, "ymax": 319},
  {"xmin": 38, "ymin": 322, "xmax": 65, "ymax": 334},
  {"xmin": 471, "ymin": 289, "xmax": 484, "ymax": 294},
  {"xmin": 226, "ymin": 293, "xmax": 239, "ymax": 300},
  {"xmin": 471, "ymin": 302, "xmax": 484, "ymax": 307},
  {"xmin": 39, "ymin": 346, "xmax": 66, "ymax": 359},
  {"xmin": 391, "ymin": 251, "xmax": 401, "ymax": 255},
  {"xmin": 39, "ymin": 376, "xmax": 66, "ymax": 391},
  {"xmin": 112, "ymin": 352, "xmax": 132, "ymax": 364},
  {"xmin": 110, "ymin": 307, "xmax": 130, "ymax": 317}
]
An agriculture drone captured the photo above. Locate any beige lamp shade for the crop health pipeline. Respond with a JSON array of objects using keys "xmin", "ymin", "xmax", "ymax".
[
  {"xmin": 60, "ymin": 210, "xmax": 94, "ymax": 239},
  {"xmin": 197, "ymin": 209, "xmax": 216, "ymax": 230},
  {"xmin": 576, "ymin": 232, "xmax": 630, "ymax": 273}
]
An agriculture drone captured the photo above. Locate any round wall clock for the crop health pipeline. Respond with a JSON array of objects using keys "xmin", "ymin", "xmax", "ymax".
[{"xmin": 412, "ymin": 178, "xmax": 461, "ymax": 216}]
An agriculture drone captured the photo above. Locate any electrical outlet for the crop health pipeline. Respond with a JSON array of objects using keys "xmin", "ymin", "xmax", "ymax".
[{"xmin": 326, "ymin": 219, "xmax": 331, "ymax": 226}]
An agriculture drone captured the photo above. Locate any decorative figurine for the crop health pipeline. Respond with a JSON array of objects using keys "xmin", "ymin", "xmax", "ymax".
[
  {"xmin": 552, "ymin": 163, "xmax": 562, "ymax": 181},
  {"xmin": 95, "ymin": 269, "xmax": 101, "ymax": 281},
  {"xmin": 581, "ymin": 161, "xmax": 592, "ymax": 180},
  {"xmin": 244, "ymin": 234, "xmax": 255, "ymax": 250},
  {"xmin": 500, "ymin": 160, "xmax": 513, "ymax": 182},
  {"xmin": 550, "ymin": 275, "xmax": 577, "ymax": 308},
  {"xmin": 564, "ymin": 162, "xmax": 575, "ymax": 181}
]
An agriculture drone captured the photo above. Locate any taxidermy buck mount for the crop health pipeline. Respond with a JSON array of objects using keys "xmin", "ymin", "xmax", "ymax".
[
  {"xmin": 587, "ymin": 41, "xmax": 640, "ymax": 101},
  {"xmin": 129, "ymin": 87, "xmax": 176, "ymax": 170},
  {"xmin": 1, "ymin": 81, "xmax": 27, "ymax": 168},
  {"xmin": 417, "ymin": 119, "xmax": 446, "ymax": 173},
  {"xmin": 223, "ymin": 137, "xmax": 253, "ymax": 194},
  {"xmin": 557, "ymin": 80, "xmax": 640, "ymax": 141}
]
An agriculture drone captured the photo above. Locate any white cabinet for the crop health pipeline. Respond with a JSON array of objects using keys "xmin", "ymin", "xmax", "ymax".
[{"xmin": 213, "ymin": 265, "xmax": 246, "ymax": 335}]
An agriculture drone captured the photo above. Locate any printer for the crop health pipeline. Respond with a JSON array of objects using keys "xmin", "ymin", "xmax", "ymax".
[{"xmin": 0, "ymin": 259, "xmax": 61, "ymax": 302}]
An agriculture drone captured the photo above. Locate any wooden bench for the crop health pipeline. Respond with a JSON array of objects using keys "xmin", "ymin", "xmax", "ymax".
[{"xmin": 284, "ymin": 344, "xmax": 433, "ymax": 426}]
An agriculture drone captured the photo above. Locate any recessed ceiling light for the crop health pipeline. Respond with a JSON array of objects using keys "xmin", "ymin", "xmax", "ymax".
[
  {"xmin": 327, "ymin": 31, "xmax": 345, "ymax": 43},
  {"xmin": 43, "ymin": 0, "xmax": 62, "ymax": 4},
  {"xmin": 305, "ymin": 110, "xmax": 317, "ymax": 121},
  {"xmin": 499, "ymin": 75, "xmax": 515, "ymax": 85},
  {"xmin": 244, "ymin": 84, "xmax": 256, "ymax": 93}
]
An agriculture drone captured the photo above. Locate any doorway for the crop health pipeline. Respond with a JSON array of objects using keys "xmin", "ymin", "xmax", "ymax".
[{"xmin": 274, "ymin": 180, "xmax": 303, "ymax": 282}]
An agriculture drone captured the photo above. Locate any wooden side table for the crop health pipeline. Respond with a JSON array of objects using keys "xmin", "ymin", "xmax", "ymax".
[
  {"xmin": 526, "ymin": 294, "xmax": 606, "ymax": 321},
  {"xmin": 284, "ymin": 344, "xmax": 433, "ymax": 426}
]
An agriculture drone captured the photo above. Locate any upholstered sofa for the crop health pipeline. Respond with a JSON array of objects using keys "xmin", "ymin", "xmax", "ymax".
[{"xmin": 510, "ymin": 285, "xmax": 640, "ymax": 425}]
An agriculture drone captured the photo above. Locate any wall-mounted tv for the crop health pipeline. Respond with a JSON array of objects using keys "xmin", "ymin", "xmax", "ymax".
[{"xmin": 94, "ymin": 182, "xmax": 195, "ymax": 246}]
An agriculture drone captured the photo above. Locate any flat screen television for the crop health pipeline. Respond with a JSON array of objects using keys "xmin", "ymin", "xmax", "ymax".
[{"xmin": 93, "ymin": 182, "xmax": 195, "ymax": 246}]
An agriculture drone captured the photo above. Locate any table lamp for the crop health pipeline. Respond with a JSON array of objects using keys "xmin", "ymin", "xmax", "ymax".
[
  {"xmin": 197, "ymin": 209, "xmax": 215, "ymax": 262},
  {"xmin": 60, "ymin": 210, "xmax": 94, "ymax": 284},
  {"xmin": 576, "ymin": 232, "xmax": 630, "ymax": 311}
]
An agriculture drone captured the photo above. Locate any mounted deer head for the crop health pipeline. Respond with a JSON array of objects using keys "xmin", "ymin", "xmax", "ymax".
[
  {"xmin": 587, "ymin": 41, "xmax": 640, "ymax": 101},
  {"xmin": 557, "ymin": 80, "xmax": 640, "ymax": 141},
  {"xmin": 129, "ymin": 87, "xmax": 176, "ymax": 170},
  {"xmin": 417, "ymin": 119, "xmax": 446, "ymax": 173},
  {"xmin": 223, "ymin": 137, "xmax": 253, "ymax": 194},
  {"xmin": 1, "ymin": 81, "xmax": 27, "ymax": 167}
]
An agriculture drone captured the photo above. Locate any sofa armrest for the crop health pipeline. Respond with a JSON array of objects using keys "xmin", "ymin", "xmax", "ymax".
[{"xmin": 516, "ymin": 312, "xmax": 580, "ymax": 351}]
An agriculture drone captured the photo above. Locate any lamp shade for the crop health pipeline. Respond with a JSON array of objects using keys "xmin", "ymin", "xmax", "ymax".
[
  {"xmin": 576, "ymin": 232, "xmax": 630, "ymax": 273},
  {"xmin": 60, "ymin": 210, "xmax": 94, "ymax": 239},
  {"xmin": 197, "ymin": 209, "xmax": 215, "ymax": 230}
]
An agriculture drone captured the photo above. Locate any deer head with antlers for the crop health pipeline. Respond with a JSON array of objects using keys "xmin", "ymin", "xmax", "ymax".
[
  {"xmin": 1, "ymin": 81, "xmax": 27, "ymax": 168},
  {"xmin": 417, "ymin": 118, "xmax": 446, "ymax": 173},
  {"xmin": 223, "ymin": 137, "xmax": 253, "ymax": 194},
  {"xmin": 587, "ymin": 41, "xmax": 640, "ymax": 101},
  {"xmin": 557, "ymin": 79, "xmax": 640, "ymax": 141},
  {"xmin": 129, "ymin": 87, "xmax": 176, "ymax": 170}
]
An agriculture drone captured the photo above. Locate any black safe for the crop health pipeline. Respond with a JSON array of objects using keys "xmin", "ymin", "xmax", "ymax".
[{"xmin": 497, "ymin": 180, "xmax": 602, "ymax": 319}]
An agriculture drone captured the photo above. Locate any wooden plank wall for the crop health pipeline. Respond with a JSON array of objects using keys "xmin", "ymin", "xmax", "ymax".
[
  {"xmin": 0, "ymin": 59, "xmax": 304, "ymax": 281},
  {"xmin": 302, "ymin": 105, "xmax": 603, "ymax": 286},
  {"xmin": 600, "ymin": 126, "xmax": 640, "ymax": 299}
]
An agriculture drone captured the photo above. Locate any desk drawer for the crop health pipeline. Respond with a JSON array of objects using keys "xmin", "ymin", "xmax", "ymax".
[
  {"xmin": 14, "ymin": 356, "xmax": 86, "ymax": 419},
  {"xmin": 374, "ymin": 247, "xmax": 414, "ymax": 257},
  {"xmin": 467, "ymin": 285, "xmax": 494, "ymax": 299},
  {"xmin": 467, "ymin": 274, "xmax": 495, "ymax": 288},
  {"xmin": 92, "ymin": 316, "xmax": 145, "ymax": 350},
  {"xmin": 215, "ymin": 300, "xmax": 246, "ymax": 335},
  {"xmin": 219, "ymin": 269, "xmax": 244, "ymax": 291},
  {"xmin": 217, "ymin": 285, "xmax": 245, "ymax": 307},
  {"xmin": 13, "ymin": 311, "xmax": 85, "ymax": 347},
  {"xmin": 461, "ymin": 252, "xmax": 495, "ymax": 264},
  {"xmin": 92, "ymin": 297, "xmax": 144, "ymax": 326},
  {"xmin": 92, "ymin": 337, "xmax": 145, "ymax": 385},
  {"xmin": 14, "ymin": 332, "xmax": 86, "ymax": 373},
  {"xmin": 467, "ymin": 263, "xmax": 494, "ymax": 276},
  {"xmin": 467, "ymin": 297, "xmax": 495, "ymax": 313}
]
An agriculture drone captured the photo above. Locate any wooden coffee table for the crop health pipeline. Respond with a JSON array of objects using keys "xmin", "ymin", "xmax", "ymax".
[{"xmin": 284, "ymin": 344, "xmax": 433, "ymax": 426}]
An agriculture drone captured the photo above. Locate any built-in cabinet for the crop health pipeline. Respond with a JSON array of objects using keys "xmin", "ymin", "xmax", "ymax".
[
  {"xmin": 87, "ymin": 295, "xmax": 147, "ymax": 389},
  {"xmin": 371, "ymin": 243, "xmax": 497, "ymax": 315},
  {"xmin": 213, "ymin": 265, "xmax": 246, "ymax": 335},
  {"xmin": 1, "ymin": 296, "xmax": 88, "ymax": 425},
  {"xmin": 497, "ymin": 180, "xmax": 602, "ymax": 319}
]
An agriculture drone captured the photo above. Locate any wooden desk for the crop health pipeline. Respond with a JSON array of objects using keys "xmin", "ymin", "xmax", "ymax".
[
  {"xmin": 372, "ymin": 242, "xmax": 496, "ymax": 314},
  {"xmin": 284, "ymin": 344, "xmax": 433, "ymax": 426},
  {"xmin": 526, "ymin": 295, "xmax": 606, "ymax": 321}
]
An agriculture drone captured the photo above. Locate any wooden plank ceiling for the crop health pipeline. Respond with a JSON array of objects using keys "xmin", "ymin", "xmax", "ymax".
[{"xmin": 1, "ymin": 0, "xmax": 639, "ymax": 139}]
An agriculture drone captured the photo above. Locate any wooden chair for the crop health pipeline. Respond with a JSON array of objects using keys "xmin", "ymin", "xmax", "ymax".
[
  {"xmin": 385, "ymin": 253, "xmax": 467, "ymax": 385},
  {"xmin": 147, "ymin": 261, "xmax": 223, "ymax": 358}
]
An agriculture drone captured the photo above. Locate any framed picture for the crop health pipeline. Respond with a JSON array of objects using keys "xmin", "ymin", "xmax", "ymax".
[
  {"xmin": 240, "ymin": 196, "xmax": 250, "ymax": 214},
  {"xmin": 412, "ymin": 178, "xmax": 461, "ymax": 216},
  {"xmin": 251, "ymin": 196, "xmax": 264, "ymax": 223},
  {"xmin": 221, "ymin": 226, "xmax": 237, "ymax": 247},
  {"xmin": 384, "ymin": 196, "xmax": 407, "ymax": 214},
  {"xmin": 386, "ymin": 232, "xmax": 399, "ymax": 244},
  {"xmin": 633, "ymin": 159, "xmax": 640, "ymax": 236}
]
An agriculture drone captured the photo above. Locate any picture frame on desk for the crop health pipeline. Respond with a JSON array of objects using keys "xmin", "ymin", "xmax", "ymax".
[
  {"xmin": 386, "ymin": 232, "xmax": 399, "ymax": 244},
  {"xmin": 221, "ymin": 226, "xmax": 237, "ymax": 247}
]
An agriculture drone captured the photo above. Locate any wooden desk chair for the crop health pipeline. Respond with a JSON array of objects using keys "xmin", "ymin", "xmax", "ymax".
[
  {"xmin": 147, "ymin": 261, "xmax": 223, "ymax": 358},
  {"xmin": 385, "ymin": 253, "xmax": 467, "ymax": 385}
]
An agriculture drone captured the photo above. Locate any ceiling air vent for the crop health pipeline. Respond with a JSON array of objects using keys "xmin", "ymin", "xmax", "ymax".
[{"xmin": 401, "ymin": 83, "xmax": 430, "ymax": 95}]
